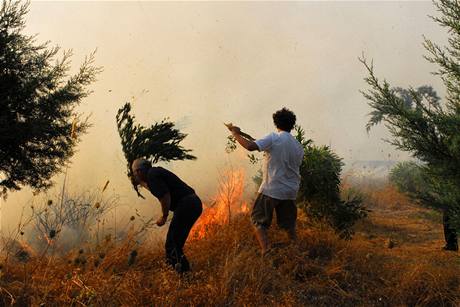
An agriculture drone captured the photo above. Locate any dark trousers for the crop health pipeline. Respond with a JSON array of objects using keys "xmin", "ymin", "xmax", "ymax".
[
  {"xmin": 443, "ymin": 209, "xmax": 458, "ymax": 250},
  {"xmin": 165, "ymin": 194, "xmax": 202, "ymax": 272}
]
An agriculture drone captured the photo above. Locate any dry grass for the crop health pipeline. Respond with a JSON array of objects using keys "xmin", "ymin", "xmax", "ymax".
[{"xmin": 0, "ymin": 185, "xmax": 459, "ymax": 306}]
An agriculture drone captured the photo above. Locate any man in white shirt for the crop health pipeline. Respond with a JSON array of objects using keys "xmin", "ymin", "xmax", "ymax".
[{"xmin": 227, "ymin": 108, "xmax": 304, "ymax": 255}]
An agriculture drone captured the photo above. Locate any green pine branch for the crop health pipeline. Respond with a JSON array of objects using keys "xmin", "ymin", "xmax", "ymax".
[{"xmin": 116, "ymin": 102, "xmax": 196, "ymax": 197}]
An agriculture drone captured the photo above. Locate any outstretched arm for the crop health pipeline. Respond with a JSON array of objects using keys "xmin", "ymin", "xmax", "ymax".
[
  {"xmin": 233, "ymin": 132, "xmax": 259, "ymax": 151},
  {"xmin": 226, "ymin": 124, "xmax": 259, "ymax": 151}
]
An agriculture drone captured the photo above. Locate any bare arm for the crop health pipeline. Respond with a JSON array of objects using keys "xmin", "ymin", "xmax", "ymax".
[
  {"xmin": 226, "ymin": 123, "xmax": 259, "ymax": 152},
  {"xmin": 233, "ymin": 132, "xmax": 259, "ymax": 151}
]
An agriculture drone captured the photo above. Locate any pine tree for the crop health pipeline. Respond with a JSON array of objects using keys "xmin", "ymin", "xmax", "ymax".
[
  {"xmin": 360, "ymin": 0, "xmax": 460, "ymax": 228},
  {"xmin": 0, "ymin": 1, "xmax": 101, "ymax": 198},
  {"xmin": 116, "ymin": 102, "xmax": 196, "ymax": 197}
]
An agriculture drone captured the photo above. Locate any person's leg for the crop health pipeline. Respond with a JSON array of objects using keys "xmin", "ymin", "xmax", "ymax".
[
  {"xmin": 166, "ymin": 194, "xmax": 203, "ymax": 272},
  {"xmin": 443, "ymin": 209, "xmax": 458, "ymax": 251},
  {"xmin": 165, "ymin": 214, "xmax": 181, "ymax": 270},
  {"xmin": 174, "ymin": 195, "xmax": 202, "ymax": 271},
  {"xmin": 251, "ymin": 194, "xmax": 274, "ymax": 255},
  {"xmin": 275, "ymin": 200, "xmax": 297, "ymax": 242},
  {"xmin": 286, "ymin": 226, "xmax": 297, "ymax": 242},
  {"xmin": 254, "ymin": 226, "xmax": 270, "ymax": 255}
]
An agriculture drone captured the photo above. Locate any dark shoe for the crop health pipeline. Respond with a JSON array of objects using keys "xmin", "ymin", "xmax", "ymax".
[
  {"xmin": 174, "ymin": 260, "xmax": 191, "ymax": 274},
  {"xmin": 442, "ymin": 245, "xmax": 458, "ymax": 252},
  {"xmin": 174, "ymin": 262, "xmax": 183, "ymax": 273}
]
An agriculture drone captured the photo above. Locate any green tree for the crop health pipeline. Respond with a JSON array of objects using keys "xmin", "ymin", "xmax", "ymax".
[
  {"xmin": 0, "ymin": 1, "xmax": 101, "ymax": 198},
  {"xmin": 116, "ymin": 102, "xmax": 196, "ymax": 197},
  {"xmin": 360, "ymin": 0, "xmax": 460, "ymax": 228}
]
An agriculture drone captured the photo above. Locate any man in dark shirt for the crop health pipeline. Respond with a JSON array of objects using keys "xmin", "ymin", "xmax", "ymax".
[{"xmin": 131, "ymin": 158, "xmax": 202, "ymax": 273}]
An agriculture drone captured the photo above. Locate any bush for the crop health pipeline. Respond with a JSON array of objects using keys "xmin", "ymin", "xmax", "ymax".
[
  {"xmin": 297, "ymin": 142, "xmax": 342, "ymax": 205},
  {"xmin": 294, "ymin": 126, "xmax": 368, "ymax": 238}
]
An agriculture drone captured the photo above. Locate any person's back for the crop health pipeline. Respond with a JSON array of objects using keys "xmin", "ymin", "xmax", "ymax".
[
  {"xmin": 147, "ymin": 166, "xmax": 195, "ymax": 211},
  {"xmin": 257, "ymin": 131, "xmax": 304, "ymax": 200}
]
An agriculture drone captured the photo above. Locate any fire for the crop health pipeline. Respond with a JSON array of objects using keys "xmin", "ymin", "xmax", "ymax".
[
  {"xmin": 241, "ymin": 202, "xmax": 250, "ymax": 213},
  {"xmin": 191, "ymin": 168, "xmax": 249, "ymax": 239}
]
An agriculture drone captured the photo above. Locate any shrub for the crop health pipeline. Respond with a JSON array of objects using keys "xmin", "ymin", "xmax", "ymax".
[{"xmin": 294, "ymin": 126, "xmax": 368, "ymax": 238}]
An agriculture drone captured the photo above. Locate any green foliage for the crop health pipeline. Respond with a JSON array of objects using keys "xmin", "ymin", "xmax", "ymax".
[
  {"xmin": 247, "ymin": 153, "xmax": 260, "ymax": 165},
  {"xmin": 116, "ymin": 102, "xmax": 196, "ymax": 197},
  {"xmin": 389, "ymin": 162, "xmax": 437, "ymax": 207},
  {"xmin": 365, "ymin": 86, "xmax": 441, "ymax": 132},
  {"xmin": 297, "ymin": 139, "xmax": 342, "ymax": 205},
  {"xmin": 225, "ymin": 136, "xmax": 237, "ymax": 153},
  {"xmin": 0, "ymin": 1, "xmax": 101, "ymax": 198},
  {"xmin": 225, "ymin": 135, "xmax": 260, "ymax": 164},
  {"xmin": 390, "ymin": 161, "xmax": 460, "ymax": 215},
  {"xmin": 294, "ymin": 126, "xmax": 368, "ymax": 238},
  {"xmin": 360, "ymin": 0, "xmax": 460, "ymax": 229}
]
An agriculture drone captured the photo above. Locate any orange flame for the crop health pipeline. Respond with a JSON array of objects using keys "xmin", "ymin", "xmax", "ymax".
[
  {"xmin": 241, "ymin": 202, "xmax": 250, "ymax": 213},
  {"xmin": 191, "ymin": 168, "xmax": 249, "ymax": 239}
]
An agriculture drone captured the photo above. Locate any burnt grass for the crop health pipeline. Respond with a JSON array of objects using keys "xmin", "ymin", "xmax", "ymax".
[{"xmin": 0, "ymin": 185, "xmax": 459, "ymax": 306}]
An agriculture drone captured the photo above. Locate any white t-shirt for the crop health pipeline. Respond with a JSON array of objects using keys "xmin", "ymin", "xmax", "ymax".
[{"xmin": 255, "ymin": 131, "xmax": 304, "ymax": 200}]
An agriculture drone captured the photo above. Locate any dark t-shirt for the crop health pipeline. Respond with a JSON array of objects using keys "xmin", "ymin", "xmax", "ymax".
[{"xmin": 146, "ymin": 167, "xmax": 195, "ymax": 211}]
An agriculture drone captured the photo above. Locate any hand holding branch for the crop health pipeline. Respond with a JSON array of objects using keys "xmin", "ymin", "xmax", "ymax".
[
  {"xmin": 224, "ymin": 123, "xmax": 255, "ymax": 141},
  {"xmin": 224, "ymin": 123, "xmax": 258, "ymax": 152}
]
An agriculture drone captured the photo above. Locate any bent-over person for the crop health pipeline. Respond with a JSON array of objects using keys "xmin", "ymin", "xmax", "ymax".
[{"xmin": 131, "ymin": 158, "xmax": 202, "ymax": 272}]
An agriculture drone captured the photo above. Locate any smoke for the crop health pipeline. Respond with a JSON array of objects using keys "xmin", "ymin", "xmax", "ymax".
[{"xmin": 1, "ymin": 1, "xmax": 448, "ymax": 240}]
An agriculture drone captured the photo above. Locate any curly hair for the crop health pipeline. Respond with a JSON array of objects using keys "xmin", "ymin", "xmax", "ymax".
[{"xmin": 272, "ymin": 108, "xmax": 296, "ymax": 132}]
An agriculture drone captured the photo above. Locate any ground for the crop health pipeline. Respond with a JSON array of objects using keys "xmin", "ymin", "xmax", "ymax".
[{"xmin": 0, "ymin": 185, "xmax": 459, "ymax": 306}]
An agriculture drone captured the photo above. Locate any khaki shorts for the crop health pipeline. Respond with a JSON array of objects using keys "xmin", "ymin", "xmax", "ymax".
[{"xmin": 251, "ymin": 194, "xmax": 297, "ymax": 230}]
